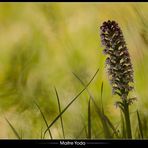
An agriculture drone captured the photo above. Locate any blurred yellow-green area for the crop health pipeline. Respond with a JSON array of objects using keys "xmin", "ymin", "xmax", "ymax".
[{"xmin": 0, "ymin": 2, "xmax": 148, "ymax": 139}]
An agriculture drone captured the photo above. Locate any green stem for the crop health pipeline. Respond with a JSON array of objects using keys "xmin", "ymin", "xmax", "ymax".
[{"xmin": 123, "ymin": 100, "xmax": 132, "ymax": 139}]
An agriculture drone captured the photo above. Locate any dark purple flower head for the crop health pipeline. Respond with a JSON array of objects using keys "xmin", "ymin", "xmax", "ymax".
[{"xmin": 100, "ymin": 20, "xmax": 134, "ymax": 102}]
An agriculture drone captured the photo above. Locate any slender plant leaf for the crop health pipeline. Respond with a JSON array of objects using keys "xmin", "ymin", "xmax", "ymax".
[
  {"xmin": 87, "ymin": 98, "xmax": 91, "ymax": 139},
  {"xmin": 34, "ymin": 102, "xmax": 53, "ymax": 139},
  {"xmin": 54, "ymin": 87, "xmax": 65, "ymax": 139},
  {"xmin": 91, "ymin": 102, "xmax": 112, "ymax": 138},
  {"xmin": 41, "ymin": 127, "xmax": 43, "ymax": 139},
  {"xmin": 5, "ymin": 118, "xmax": 21, "ymax": 139},
  {"xmin": 100, "ymin": 82, "xmax": 104, "ymax": 113},
  {"xmin": 104, "ymin": 114, "xmax": 120, "ymax": 138},
  {"xmin": 120, "ymin": 110, "xmax": 126, "ymax": 138},
  {"xmin": 43, "ymin": 67, "xmax": 99, "ymax": 138},
  {"xmin": 72, "ymin": 72, "xmax": 119, "ymax": 138},
  {"xmin": 143, "ymin": 117, "xmax": 148, "ymax": 137},
  {"xmin": 134, "ymin": 125, "xmax": 140, "ymax": 139},
  {"xmin": 72, "ymin": 72, "xmax": 94, "ymax": 99},
  {"xmin": 137, "ymin": 110, "xmax": 143, "ymax": 139}
]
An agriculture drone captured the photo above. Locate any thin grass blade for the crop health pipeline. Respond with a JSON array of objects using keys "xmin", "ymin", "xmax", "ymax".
[
  {"xmin": 91, "ymin": 102, "xmax": 112, "ymax": 138},
  {"xmin": 43, "ymin": 67, "xmax": 99, "ymax": 137},
  {"xmin": 5, "ymin": 118, "xmax": 21, "ymax": 139},
  {"xmin": 72, "ymin": 72, "xmax": 93, "ymax": 99},
  {"xmin": 41, "ymin": 127, "xmax": 43, "ymax": 139},
  {"xmin": 120, "ymin": 110, "xmax": 126, "ymax": 138},
  {"xmin": 54, "ymin": 87, "xmax": 65, "ymax": 139},
  {"xmin": 100, "ymin": 82, "xmax": 104, "ymax": 113},
  {"xmin": 34, "ymin": 102, "xmax": 53, "ymax": 139},
  {"xmin": 72, "ymin": 72, "xmax": 119, "ymax": 138},
  {"xmin": 137, "ymin": 110, "xmax": 143, "ymax": 139}
]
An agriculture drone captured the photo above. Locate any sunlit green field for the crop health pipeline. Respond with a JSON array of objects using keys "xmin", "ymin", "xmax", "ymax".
[{"xmin": 0, "ymin": 2, "xmax": 148, "ymax": 139}]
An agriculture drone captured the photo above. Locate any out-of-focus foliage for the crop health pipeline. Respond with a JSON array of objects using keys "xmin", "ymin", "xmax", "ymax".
[{"xmin": 0, "ymin": 3, "xmax": 148, "ymax": 138}]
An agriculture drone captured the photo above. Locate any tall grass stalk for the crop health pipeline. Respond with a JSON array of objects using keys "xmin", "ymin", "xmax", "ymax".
[
  {"xmin": 137, "ymin": 110, "xmax": 143, "ymax": 139},
  {"xmin": 5, "ymin": 118, "xmax": 21, "ymax": 139},
  {"xmin": 73, "ymin": 72, "xmax": 119, "ymax": 138},
  {"xmin": 100, "ymin": 82, "xmax": 104, "ymax": 113},
  {"xmin": 54, "ymin": 87, "xmax": 65, "ymax": 139},
  {"xmin": 43, "ymin": 67, "xmax": 99, "ymax": 137},
  {"xmin": 34, "ymin": 102, "xmax": 53, "ymax": 139},
  {"xmin": 120, "ymin": 110, "xmax": 126, "ymax": 138}
]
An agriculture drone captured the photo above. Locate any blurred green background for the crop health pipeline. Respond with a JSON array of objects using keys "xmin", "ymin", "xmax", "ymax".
[{"xmin": 0, "ymin": 2, "xmax": 148, "ymax": 138}]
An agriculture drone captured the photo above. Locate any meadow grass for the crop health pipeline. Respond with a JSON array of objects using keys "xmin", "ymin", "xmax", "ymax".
[
  {"xmin": 1, "ymin": 3, "xmax": 148, "ymax": 139},
  {"xmin": 4, "ymin": 67, "xmax": 146, "ymax": 139}
]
